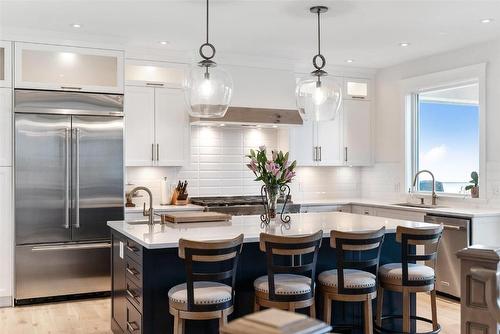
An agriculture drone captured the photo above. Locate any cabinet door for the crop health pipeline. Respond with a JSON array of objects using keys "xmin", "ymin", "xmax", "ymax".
[
  {"xmin": 374, "ymin": 208, "xmax": 425, "ymax": 222},
  {"xmin": 289, "ymin": 118, "xmax": 316, "ymax": 166},
  {"xmin": 0, "ymin": 88, "xmax": 11, "ymax": 166},
  {"xmin": 0, "ymin": 167, "xmax": 12, "ymax": 301},
  {"xmin": 316, "ymin": 114, "xmax": 343, "ymax": 166},
  {"xmin": 125, "ymin": 86, "xmax": 155, "ymax": 166},
  {"xmin": 344, "ymin": 78, "xmax": 371, "ymax": 100},
  {"xmin": 343, "ymin": 100, "xmax": 372, "ymax": 166},
  {"xmin": 0, "ymin": 41, "xmax": 12, "ymax": 88},
  {"xmin": 15, "ymin": 42, "xmax": 124, "ymax": 93},
  {"xmin": 112, "ymin": 233, "xmax": 127, "ymax": 332},
  {"xmin": 154, "ymin": 88, "xmax": 190, "ymax": 166}
]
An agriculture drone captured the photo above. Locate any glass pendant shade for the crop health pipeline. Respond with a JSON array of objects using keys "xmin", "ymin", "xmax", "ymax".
[
  {"xmin": 296, "ymin": 74, "xmax": 342, "ymax": 121},
  {"xmin": 184, "ymin": 63, "xmax": 233, "ymax": 118}
]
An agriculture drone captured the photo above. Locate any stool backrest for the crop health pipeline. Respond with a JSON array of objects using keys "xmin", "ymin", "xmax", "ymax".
[
  {"xmin": 331, "ymin": 227, "xmax": 385, "ymax": 294},
  {"xmin": 259, "ymin": 230, "xmax": 323, "ymax": 302},
  {"xmin": 396, "ymin": 224, "xmax": 443, "ymax": 286},
  {"xmin": 178, "ymin": 234, "xmax": 244, "ymax": 312}
]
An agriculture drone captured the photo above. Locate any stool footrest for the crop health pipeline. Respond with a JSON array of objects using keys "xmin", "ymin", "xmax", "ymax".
[{"xmin": 374, "ymin": 314, "xmax": 441, "ymax": 334}]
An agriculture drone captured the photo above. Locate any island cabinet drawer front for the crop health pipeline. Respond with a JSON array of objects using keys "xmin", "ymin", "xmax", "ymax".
[
  {"xmin": 126, "ymin": 279, "xmax": 143, "ymax": 311},
  {"xmin": 125, "ymin": 239, "xmax": 143, "ymax": 264},
  {"xmin": 126, "ymin": 257, "xmax": 143, "ymax": 287},
  {"xmin": 126, "ymin": 300, "xmax": 142, "ymax": 333}
]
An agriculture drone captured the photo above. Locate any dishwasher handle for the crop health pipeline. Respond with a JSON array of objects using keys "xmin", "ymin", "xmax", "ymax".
[{"xmin": 424, "ymin": 214, "xmax": 470, "ymax": 229}]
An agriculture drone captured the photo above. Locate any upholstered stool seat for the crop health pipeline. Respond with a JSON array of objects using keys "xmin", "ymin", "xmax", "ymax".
[
  {"xmin": 379, "ymin": 263, "xmax": 434, "ymax": 285},
  {"xmin": 254, "ymin": 274, "xmax": 312, "ymax": 296},
  {"xmin": 168, "ymin": 281, "xmax": 232, "ymax": 310},
  {"xmin": 319, "ymin": 269, "xmax": 376, "ymax": 289}
]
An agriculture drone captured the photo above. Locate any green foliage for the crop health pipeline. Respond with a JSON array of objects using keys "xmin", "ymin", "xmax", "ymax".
[{"xmin": 465, "ymin": 171, "xmax": 478, "ymax": 190}]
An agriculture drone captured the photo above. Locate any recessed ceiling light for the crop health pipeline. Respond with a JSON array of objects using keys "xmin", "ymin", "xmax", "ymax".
[
  {"xmin": 159, "ymin": 41, "xmax": 169, "ymax": 45},
  {"xmin": 345, "ymin": 59, "xmax": 354, "ymax": 63},
  {"xmin": 481, "ymin": 18, "xmax": 493, "ymax": 24},
  {"xmin": 399, "ymin": 42, "xmax": 410, "ymax": 47},
  {"xmin": 72, "ymin": 24, "xmax": 81, "ymax": 28}
]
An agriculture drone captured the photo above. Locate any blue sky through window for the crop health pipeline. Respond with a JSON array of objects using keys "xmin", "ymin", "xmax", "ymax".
[{"xmin": 418, "ymin": 101, "xmax": 479, "ymax": 193}]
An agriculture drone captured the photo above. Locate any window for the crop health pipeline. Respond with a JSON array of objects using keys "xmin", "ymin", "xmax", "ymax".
[{"xmin": 411, "ymin": 83, "xmax": 480, "ymax": 195}]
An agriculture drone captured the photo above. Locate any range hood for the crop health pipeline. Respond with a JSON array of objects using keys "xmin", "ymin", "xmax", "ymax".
[{"xmin": 189, "ymin": 106, "xmax": 303, "ymax": 127}]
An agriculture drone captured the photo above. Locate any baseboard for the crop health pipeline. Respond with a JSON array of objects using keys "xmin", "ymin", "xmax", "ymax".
[{"xmin": 0, "ymin": 296, "xmax": 13, "ymax": 308}]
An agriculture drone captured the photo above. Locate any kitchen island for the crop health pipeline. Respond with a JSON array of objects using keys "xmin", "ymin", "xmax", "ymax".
[{"xmin": 108, "ymin": 212, "xmax": 438, "ymax": 334}]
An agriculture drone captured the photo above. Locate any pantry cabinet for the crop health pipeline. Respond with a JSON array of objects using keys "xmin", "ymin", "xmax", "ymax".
[
  {"xmin": 0, "ymin": 88, "xmax": 12, "ymax": 167},
  {"xmin": 0, "ymin": 41, "xmax": 12, "ymax": 88},
  {"xmin": 289, "ymin": 77, "xmax": 372, "ymax": 166},
  {"xmin": 15, "ymin": 42, "xmax": 123, "ymax": 93},
  {"xmin": 125, "ymin": 85, "xmax": 189, "ymax": 167}
]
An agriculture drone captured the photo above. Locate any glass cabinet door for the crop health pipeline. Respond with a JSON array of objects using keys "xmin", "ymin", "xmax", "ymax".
[
  {"xmin": 15, "ymin": 42, "xmax": 123, "ymax": 93},
  {"xmin": 0, "ymin": 41, "xmax": 12, "ymax": 88}
]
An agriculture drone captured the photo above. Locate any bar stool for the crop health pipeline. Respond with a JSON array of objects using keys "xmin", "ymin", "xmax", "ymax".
[
  {"xmin": 168, "ymin": 234, "xmax": 244, "ymax": 334},
  {"xmin": 375, "ymin": 225, "xmax": 443, "ymax": 334},
  {"xmin": 319, "ymin": 227, "xmax": 386, "ymax": 334},
  {"xmin": 254, "ymin": 230, "xmax": 323, "ymax": 316}
]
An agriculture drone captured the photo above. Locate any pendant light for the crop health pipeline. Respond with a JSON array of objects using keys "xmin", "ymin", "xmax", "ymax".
[
  {"xmin": 184, "ymin": 0, "xmax": 233, "ymax": 118},
  {"xmin": 296, "ymin": 6, "xmax": 342, "ymax": 122}
]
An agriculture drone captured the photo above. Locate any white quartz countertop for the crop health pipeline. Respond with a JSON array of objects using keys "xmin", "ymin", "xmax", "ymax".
[
  {"xmin": 125, "ymin": 204, "xmax": 204, "ymax": 213},
  {"xmin": 295, "ymin": 198, "xmax": 500, "ymax": 218},
  {"xmin": 108, "ymin": 212, "xmax": 438, "ymax": 249}
]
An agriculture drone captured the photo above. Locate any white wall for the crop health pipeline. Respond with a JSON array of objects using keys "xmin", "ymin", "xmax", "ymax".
[
  {"xmin": 364, "ymin": 38, "xmax": 500, "ymax": 205},
  {"xmin": 126, "ymin": 126, "xmax": 361, "ymax": 206}
]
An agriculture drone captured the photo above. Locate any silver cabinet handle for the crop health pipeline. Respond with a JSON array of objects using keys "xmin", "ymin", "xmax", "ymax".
[
  {"xmin": 74, "ymin": 128, "xmax": 81, "ymax": 229},
  {"xmin": 156, "ymin": 144, "xmax": 160, "ymax": 161},
  {"xmin": 443, "ymin": 224, "xmax": 463, "ymax": 231},
  {"xmin": 60, "ymin": 86, "xmax": 82, "ymax": 90},
  {"xmin": 126, "ymin": 288, "xmax": 138, "ymax": 299},
  {"xmin": 344, "ymin": 147, "xmax": 348, "ymax": 162},
  {"xmin": 126, "ymin": 267, "xmax": 139, "ymax": 277},
  {"xmin": 64, "ymin": 128, "xmax": 71, "ymax": 229},
  {"xmin": 318, "ymin": 146, "xmax": 322, "ymax": 162},
  {"xmin": 146, "ymin": 82, "xmax": 164, "ymax": 87},
  {"xmin": 151, "ymin": 143, "xmax": 155, "ymax": 161},
  {"xmin": 313, "ymin": 146, "xmax": 316, "ymax": 162}
]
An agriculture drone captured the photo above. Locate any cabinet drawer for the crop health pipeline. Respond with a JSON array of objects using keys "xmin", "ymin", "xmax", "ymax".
[
  {"xmin": 126, "ymin": 257, "xmax": 143, "ymax": 287},
  {"xmin": 125, "ymin": 239, "xmax": 143, "ymax": 264},
  {"xmin": 126, "ymin": 278, "xmax": 143, "ymax": 311},
  {"xmin": 126, "ymin": 300, "xmax": 142, "ymax": 333}
]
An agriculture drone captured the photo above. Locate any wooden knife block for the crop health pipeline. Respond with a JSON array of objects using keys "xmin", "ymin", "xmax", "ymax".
[{"xmin": 171, "ymin": 189, "xmax": 188, "ymax": 206}]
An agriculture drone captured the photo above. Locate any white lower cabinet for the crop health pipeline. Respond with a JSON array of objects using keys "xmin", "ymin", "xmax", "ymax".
[
  {"xmin": 0, "ymin": 88, "xmax": 12, "ymax": 167},
  {"xmin": 373, "ymin": 208, "xmax": 425, "ymax": 222},
  {"xmin": 0, "ymin": 167, "xmax": 12, "ymax": 305},
  {"xmin": 125, "ymin": 85, "xmax": 189, "ymax": 167},
  {"xmin": 351, "ymin": 205, "xmax": 375, "ymax": 216},
  {"xmin": 300, "ymin": 205, "xmax": 351, "ymax": 213}
]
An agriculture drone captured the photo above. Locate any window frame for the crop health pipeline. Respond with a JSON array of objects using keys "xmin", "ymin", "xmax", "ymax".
[{"xmin": 401, "ymin": 64, "xmax": 486, "ymax": 199}]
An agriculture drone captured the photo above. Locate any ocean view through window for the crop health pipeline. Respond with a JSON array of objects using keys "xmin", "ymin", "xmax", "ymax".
[{"xmin": 414, "ymin": 83, "xmax": 479, "ymax": 195}]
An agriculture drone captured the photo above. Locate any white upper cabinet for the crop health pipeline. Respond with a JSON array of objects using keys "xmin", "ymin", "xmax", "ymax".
[
  {"xmin": 289, "ymin": 76, "xmax": 373, "ymax": 167},
  {"xmin": 0, "ymin": 88, "xmax": 12, "ymax": 167},
  {"xmin": 0, "ymin": 41, "xmax": 12, "ymax": 88},
  {"xmin": 154, "ymin": 88, "xmax": 190, "ymax": 166},
  {"xmin": 343, "ymin": 100, "xmax": 372, "ymax": 166},
  {"xmin": 344, "ymin": 78, "xmax": 371, "ymax": 100},
  {"xmin": 15, "ymin": 42, "xmax": 124, "ymax": 93},
  {"xmin": 125, "ymin": 85, "xmax": 190, "ymax": 167},
  {"xmin": 227, "ymin": 65, "xmax": 296, "ymax": 109},
  {"xmin": 125, "ymin": 59, "xmax": 185, "ymax": 88},
  {"xmin": 125, "ymin": 86, "xmax": 155, "ymax": 166}
]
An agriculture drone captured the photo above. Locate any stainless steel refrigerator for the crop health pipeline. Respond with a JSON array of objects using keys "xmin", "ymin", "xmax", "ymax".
[{"xmin": 14, "ymin": 89, "xmax": 124, "ymax": 303}]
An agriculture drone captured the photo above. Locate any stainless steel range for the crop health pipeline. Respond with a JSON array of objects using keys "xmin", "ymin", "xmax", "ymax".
[{"xmin": 190, "ymin": 196, "xmax": 300, "ymax": 216}]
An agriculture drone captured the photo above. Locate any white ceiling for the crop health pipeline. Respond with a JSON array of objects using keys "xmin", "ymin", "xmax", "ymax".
[{"xmin": 1, "ymin": 0, "xmax": 500, "ymax": 69}]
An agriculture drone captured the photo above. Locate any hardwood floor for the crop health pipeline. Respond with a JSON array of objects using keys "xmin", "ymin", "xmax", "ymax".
[
  {"xmin": 0, "ymin": 298, "xmax": 112, "ymax": 334},
  {"xmin": 0, "ymin": 294, "xmax": 459, "ymax": 333}
]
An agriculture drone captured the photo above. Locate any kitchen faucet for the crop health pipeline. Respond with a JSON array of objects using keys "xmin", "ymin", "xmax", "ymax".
[
  {"xmin": 129, "ymin": 186, "xmax": 155, "ymax": 225},
  {"xmin": 412, "ymin": 170, "xmax": 438, "ymax": 206}
]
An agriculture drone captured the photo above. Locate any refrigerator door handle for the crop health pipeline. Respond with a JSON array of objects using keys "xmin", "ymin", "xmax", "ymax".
[
  {"xmin": 65, "ymin": 128, "xmax": 71, "ymax": 229},
  {"xmin": 74, "ymin": 128, "xmax": 81, "ymax": 229},
  {"xmin": 31, "ymin": 242, "xmax": 111, "ymax": 251}
]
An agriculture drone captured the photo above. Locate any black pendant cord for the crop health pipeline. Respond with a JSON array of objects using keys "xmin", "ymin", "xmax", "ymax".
[
  {"xmin": 311, "ymin": 6, "xmax": 327, "ymax": 76},
  {"xmin": 199, "ymin": 0, "xmax": 216, "ymax": 64},
  {"xmin": 317, "ymin": 10, "xmax": 321, "ymax": 57},
  {"xmin": 206, "ymin": 0, "xmax": 209, "ymax": 44}
]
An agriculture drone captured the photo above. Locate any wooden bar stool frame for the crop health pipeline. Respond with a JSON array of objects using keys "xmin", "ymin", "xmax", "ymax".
[
  {"xmin": 320, "ymin": 227, "xmax": 386, "ymax": 334},
  {"xmin": 375, "ymin": 225, "xmax": 443, "ymax": 334},
  {"xmin": 254, "ymin": 230, "xmax": 323, "ymax": 316},
  {"xmin": 169, "ymin": 234, "xmax": 244, "ymax": 334}
]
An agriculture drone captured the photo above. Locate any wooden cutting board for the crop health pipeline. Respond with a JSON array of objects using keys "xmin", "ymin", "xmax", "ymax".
[{"xmin": 160, "ymin": 211, "xmax": 231, "ymax": 224}]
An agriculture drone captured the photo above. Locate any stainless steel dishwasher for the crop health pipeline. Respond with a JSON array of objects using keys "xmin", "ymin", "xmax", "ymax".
[{"xmin": 424, "ymin": 214, "xmax": 471, "ymax": 299}]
